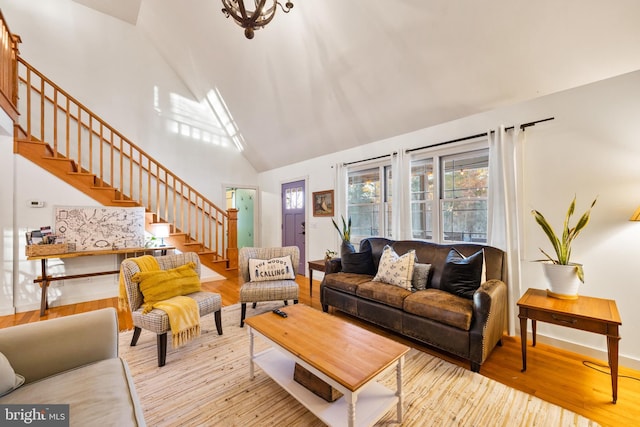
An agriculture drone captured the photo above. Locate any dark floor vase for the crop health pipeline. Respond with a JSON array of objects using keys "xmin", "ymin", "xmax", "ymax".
[{"xmin": 340, "ymin": 240, "xmax": 355, "ymax": 257}]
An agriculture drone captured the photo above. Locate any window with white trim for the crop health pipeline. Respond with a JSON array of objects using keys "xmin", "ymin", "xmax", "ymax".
[
  {"xmin": 347, "ymin": 163, "xmax": 392, "ymax": 243},
  {"xmin": 411, "ymin": 148, "xmax": 489, "ymax": 243}
]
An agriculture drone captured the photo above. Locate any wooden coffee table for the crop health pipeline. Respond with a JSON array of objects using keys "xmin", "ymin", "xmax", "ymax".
[{"xmin": 245, "ymin": 304, "xmax": 409, "ymax": 427}]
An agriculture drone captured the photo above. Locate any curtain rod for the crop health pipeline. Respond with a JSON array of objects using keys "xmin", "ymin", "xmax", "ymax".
[
  {"xmin": 405, "ymin": 117, "xmax": 554, "ymax": 154},
  {"xmin": 344, "ymin": 152, "xmax": 397, "ymax": 166}
]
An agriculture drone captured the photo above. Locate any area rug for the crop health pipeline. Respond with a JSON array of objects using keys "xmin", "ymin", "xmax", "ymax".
[{"xmin": 119, "ymin": 303, "xmax": 599, "ymax": 426}]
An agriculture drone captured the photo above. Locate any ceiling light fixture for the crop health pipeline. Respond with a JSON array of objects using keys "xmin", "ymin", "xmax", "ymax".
[{"xmin": 221, "ymin": 0, "xmax": 293, "ymax": 39}]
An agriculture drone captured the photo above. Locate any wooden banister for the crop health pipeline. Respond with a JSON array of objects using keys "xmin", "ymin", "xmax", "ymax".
[
  {"xmin": 15, "ymin": 56, "xmax": 237, "ymax": 266},
  {"xmin": 0, "ymin": 10, "xmax": 20, "ymax": 121}
]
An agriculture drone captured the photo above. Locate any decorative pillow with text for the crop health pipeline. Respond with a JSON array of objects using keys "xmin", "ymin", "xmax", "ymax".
[
  {"xmin": 372, "ymin": 245, "xmax": 416, "ymax": 290},
  {"xmin": 249, "ymin": 256, "xmax": 295, "ymax": 282}
]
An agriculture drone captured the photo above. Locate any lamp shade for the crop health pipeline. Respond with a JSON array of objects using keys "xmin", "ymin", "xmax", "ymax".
[
  {"xmin": 630, "ymin": 207, "xmax": 640, "ymax": 221},
  {"xmin": 151, "ymin": 222, "xmax": 170, "ymax": 238}
]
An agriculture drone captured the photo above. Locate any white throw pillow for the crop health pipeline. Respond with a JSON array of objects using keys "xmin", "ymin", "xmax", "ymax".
[
  {"xmin": 249, "ymin": 256, "xmax": 295, "ymax": 282},
  {"xmin": 372, "ymin": 246, "xmax": 416, "ymax": 290},
  {"xmin": 0, "ymin": 351, "xmax": 25, "ymax": 397}
]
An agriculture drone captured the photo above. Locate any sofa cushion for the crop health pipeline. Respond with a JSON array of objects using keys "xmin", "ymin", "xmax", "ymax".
[
  {"xmin": 356, "ymin": 281, "xmax": 412, "ymax": 309},
  {"xmin": 440, "ymin": 248, "xmax": 484, "ymax": 299},
  {"xmin": 248, "ymin": 256, "xmax": 295, "ymax": 282},
  {"xmin": 323, "ymin": 272, "xmax": 373, "ymax": 295},
  {"xmin": 0, "ymin": 351, "xmax": 24, "ymax": 397},
  {"xmin": 404, "ymin": 289, "xmax": 474, "ymax": 331},
  {"xmin": 412, "ymin": 263, "xmax": 431, "ymax": 291},
  {"xmin": 0, "ymin": 358, "xmax": 145, "ymax": 426},
  {"xmin": 341, "ymin": 249, "xmax": 376, "ymax": 275},
  {"xmin": 372, "ymin": 246, "xmax": 416, "ymax": 290}
]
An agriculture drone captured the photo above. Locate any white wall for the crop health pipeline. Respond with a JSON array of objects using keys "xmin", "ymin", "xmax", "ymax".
[
  {"xmin": 0, "ymin": 109, "xmax": 14, "ymax": 315},
  {"xmin": 258, "ymin": 70, "xmax": 640, "ymax": 369},
  {"xmin": 0, "ymin": 0, "xmax": 259, "ymax": 313},
  {"xmin": 13, "ymin": 158, "xmax": 124, "ymax": 313}
]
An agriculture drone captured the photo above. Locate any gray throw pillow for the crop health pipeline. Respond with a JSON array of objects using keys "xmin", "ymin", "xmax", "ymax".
[{"xmin": 412, "ymin": 263, "xmax": 431, "ymax": 291}]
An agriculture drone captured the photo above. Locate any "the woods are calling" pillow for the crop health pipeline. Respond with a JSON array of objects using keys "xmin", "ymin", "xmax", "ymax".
[{"xmin": 249, "ymin": 256, "xmax": 295, "ymax": 282}]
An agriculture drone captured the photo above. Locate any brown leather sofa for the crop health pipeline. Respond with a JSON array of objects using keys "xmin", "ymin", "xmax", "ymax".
[{"xmin": 320, "ymin": 237, "xmax": 508, "ymax": 372}]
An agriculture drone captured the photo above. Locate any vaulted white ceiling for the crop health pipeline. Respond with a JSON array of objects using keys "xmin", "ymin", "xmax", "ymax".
[{"xmin": 80, "ymin": 0, "xmax": 640, "ymax": 172}]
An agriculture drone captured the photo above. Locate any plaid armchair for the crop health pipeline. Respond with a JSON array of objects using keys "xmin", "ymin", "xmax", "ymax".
[
  {"xmin": 238, "ymin": 247, "xmax": 300, "ymax": 326},
  {"xmin": 120, "ymin": 252, "xmax": 222, "ymax": 366}
]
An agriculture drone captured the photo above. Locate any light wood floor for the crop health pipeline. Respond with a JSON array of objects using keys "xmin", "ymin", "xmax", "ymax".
[{"xmin": 2, "ymin": 271, "xmax": 638, "ymax": 427}]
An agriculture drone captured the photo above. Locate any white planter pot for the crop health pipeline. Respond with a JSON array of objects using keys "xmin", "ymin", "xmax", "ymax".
[{"xmin": 541, "ymin": 262, "xmax": 581, "ymax": 300}]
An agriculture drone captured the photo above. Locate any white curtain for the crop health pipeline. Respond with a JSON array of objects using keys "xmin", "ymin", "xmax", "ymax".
[
  {"xmin": 488, "ymin": 125, "xmax": 524, "ymax": 336},
  {"xmin": 334, "ymin": 162, "xmax": 348, "ymax": 247},
  {"xmin": 391, "ymin": 151, "xmax": 412, "ymax": 240}
]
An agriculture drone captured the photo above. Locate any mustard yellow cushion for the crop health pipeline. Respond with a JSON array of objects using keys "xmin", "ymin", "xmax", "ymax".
[{"xmin": 132, "ymin": 262, "xmax": 201, "ymax": 306}]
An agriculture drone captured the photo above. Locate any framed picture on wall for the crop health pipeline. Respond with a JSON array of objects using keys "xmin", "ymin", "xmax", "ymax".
[{"xmin": 312, "ymin": 190, "xmax": 334, "ymax": 217}]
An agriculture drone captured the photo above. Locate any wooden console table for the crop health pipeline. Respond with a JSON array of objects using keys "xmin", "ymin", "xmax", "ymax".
[
  {"xmin": 517, "ymin": 288, "xmax": 622, "ymax": 403},
  {"xmin": 28, "ymin": 246, "xmax": 174, "ymax": 316}
]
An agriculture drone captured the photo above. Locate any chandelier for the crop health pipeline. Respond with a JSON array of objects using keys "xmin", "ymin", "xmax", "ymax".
[{"xmin": 221, "ymin": 0, "xmax": 293, "ymax": 39}]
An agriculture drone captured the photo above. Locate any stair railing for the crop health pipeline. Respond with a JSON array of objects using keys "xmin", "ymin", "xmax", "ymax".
[
  {"xmin": 0, "ymin": 10, "xmax": 20, "ymax": 121},
  {"xmin": 15, "ymin": 56, "xmax": 237, "ymax": 267}
]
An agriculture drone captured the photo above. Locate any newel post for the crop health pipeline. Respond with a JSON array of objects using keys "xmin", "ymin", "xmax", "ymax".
[{"xmin": 226, "ymin": 208, "xmax": 238, "ymax": 269}]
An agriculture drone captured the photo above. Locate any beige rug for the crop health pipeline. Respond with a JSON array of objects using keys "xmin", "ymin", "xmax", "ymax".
[{"xmin": 119, "ymin": 303, "xmax": 599, "ymax": 427}]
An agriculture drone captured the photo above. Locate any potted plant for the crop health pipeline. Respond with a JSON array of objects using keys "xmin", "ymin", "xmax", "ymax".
[
  {"xmin": 531, "ymin": 196, "xmax": 597, "ymax": 299},
  {"xmin": 332, "ymin": 215, "xmax": 354, "ymax": 256}
]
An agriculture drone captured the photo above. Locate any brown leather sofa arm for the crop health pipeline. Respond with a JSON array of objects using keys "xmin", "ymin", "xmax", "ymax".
[
  {"xmin": 469, "ymin": 279, "xmax": 508, "ymax": 371},
  {"xmin": 325, "ymin": 258, "xmax": 343, "ymax": 274}
]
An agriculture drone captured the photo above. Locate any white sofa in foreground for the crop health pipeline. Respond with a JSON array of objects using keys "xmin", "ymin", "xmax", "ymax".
[{"xmin": 0, "ymin": 308, "xmax": 145, "ymax": 426}]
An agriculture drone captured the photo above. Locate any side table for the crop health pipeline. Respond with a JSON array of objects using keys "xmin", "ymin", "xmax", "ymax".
[
  {"xmin": 517, "ymin": 288, "xmax": 622, "ymax": 403},
  {"xmin": 307, "ymin": 259, "xmax": 326, "ymax": 297}
]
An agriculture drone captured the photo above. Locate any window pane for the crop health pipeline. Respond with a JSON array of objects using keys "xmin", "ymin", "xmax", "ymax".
[
  {"xmin": 442, "ymin": 153, "xmax": 488, "ymax": 199},
  {"xmin": 440, "ymin": 151, "xmax": 488, "ymax": 243},
  {"xmin": 348, "ymin": 167, "xmax": 382, "ymax": 241},
  {"xmin": 284, "ymin": 187, "xmax": 304, "ymax": 210},
  {"xmin": 441, "ymin": 197, "xmax": 488, "ymax": 243},
  {"xmin": 285, "ymin": 188, "xmax": 292, "ymax": 210},
  {"xmin": 410, "ymin": 159, "xmax": 434, "ymax": 240},
  {"xmin": 348, "ymin": 169, "xmax": 380, "ymax": 204},
  {"xmin": 294, "ymin": 187, "xmax": 303, "ymax": 208},
  {"xmin": 411, "ymin": 202, "xmax": 433, "ymax": 239},
  {"xmin": 349, "ymin": 204, "xmax": 380, "ymax": 238}
]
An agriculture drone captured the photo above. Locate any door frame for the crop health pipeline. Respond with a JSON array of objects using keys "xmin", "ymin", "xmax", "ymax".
[{"xmin": 222, "ymin": 183, "xmax": 260, "ymax": 248}]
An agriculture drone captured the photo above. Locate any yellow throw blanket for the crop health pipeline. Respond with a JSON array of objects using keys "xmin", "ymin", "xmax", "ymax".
[
  {"xmin": 154, "ymin": 296, "xmax": 200, "ymax": 348},
  {"xmin": 118, "ymin": 255, "xmax": 160, "ymax": 312},
  {"xmin": 119, "ymin": 255, "xmax": 201, "ymax": 348}
]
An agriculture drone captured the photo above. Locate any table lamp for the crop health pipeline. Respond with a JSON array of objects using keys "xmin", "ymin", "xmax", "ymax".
[{"xmin": 151, "ymin": 222, "xmax": 170, "ymax": 246}]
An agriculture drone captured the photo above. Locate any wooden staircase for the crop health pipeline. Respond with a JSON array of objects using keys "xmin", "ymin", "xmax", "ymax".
[
  {"xmin": 2, "ymin": 25, "xmax": 238, "ymax": 275},
  {"xmin": 14, "ymin": 133, "xmax": 233, "ymax": 275}
]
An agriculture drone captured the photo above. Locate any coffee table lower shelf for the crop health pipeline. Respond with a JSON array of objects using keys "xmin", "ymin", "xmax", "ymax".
[{"xmin": 252, "ymin": 348, "xmax": 399, "ymax": 427}]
